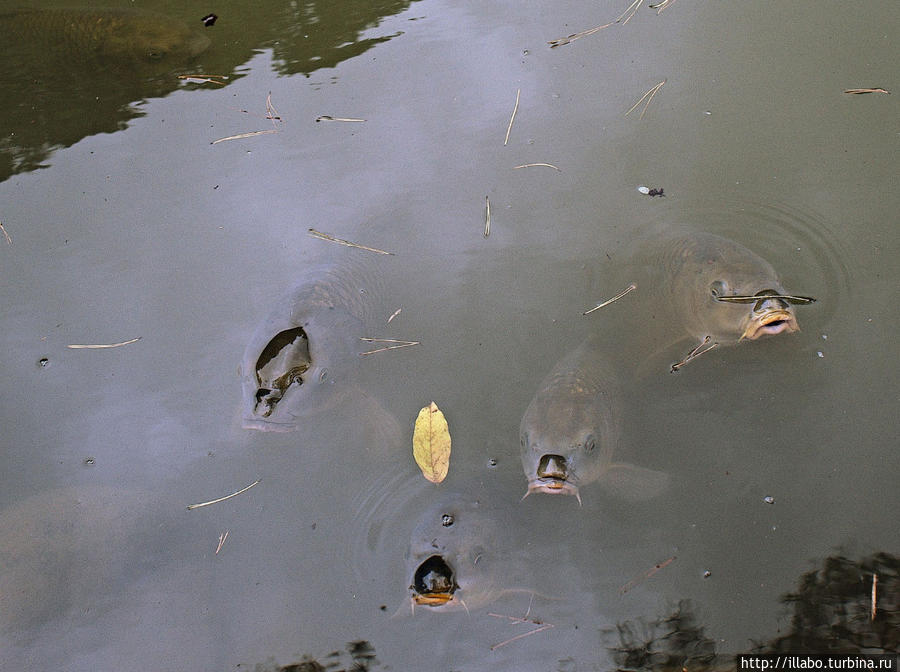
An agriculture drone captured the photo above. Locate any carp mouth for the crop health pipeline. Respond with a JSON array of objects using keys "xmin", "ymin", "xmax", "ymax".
[
  {"xmin": 253, "ymin": 327, "xmax": 311, "ymax": 417},
  {"xmin": 525, "ymin": 454, "xmax": 581, "ymax": 502},
  {"xmin": 412, "ymin": 555, "xmax": 458, "ymax": 606},
  {"xmin": 716, "ymin": 289, "xmax": 813, "ymax": 341},
  {"xmin": 740, "ymin": 310, "xmax": 799, "ymax": 340}
]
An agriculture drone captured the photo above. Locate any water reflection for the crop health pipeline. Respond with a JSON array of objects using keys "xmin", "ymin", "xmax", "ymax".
[
  {"xmin": 0, "ymin": 0, "xmax": 419, "ymax": 183},
  {"xmin": 606, "ymin": 552, "xmax": 898, "ymax": 671}
]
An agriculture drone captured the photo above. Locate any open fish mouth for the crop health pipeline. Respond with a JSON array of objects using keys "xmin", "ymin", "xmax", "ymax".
[
  {"xmin": 526, "ymin": 478, "xmax": 580, "ymax": 497},
  {"xmin": 740, "ymin": 310, "xmax": 800, "ymax": 340},
  {"xmin": 412, "ymin": 555, "xmax": 458, "ymax": 606}
]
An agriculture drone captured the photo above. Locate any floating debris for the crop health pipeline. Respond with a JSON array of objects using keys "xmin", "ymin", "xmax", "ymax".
[
  {"xmin": 637, "ymin": 185, "xmax": 665, "ymax": 196},
  {"xmin": 763, "ymin": 495, "xmax": 775, "ymax": 504},
  {"xmin": 484, "ymin": 196, "xmax": 491, "ymax": 238},
  {"xmin": 513, "ymin": 163, "xmax": 561, "ymax": 171},
  {"xmin": 548, "ymin": 21, "xmax": 614, "ymax": 48},
  {"xmin": 201, "ymin": 13, "xmax": 217, "ymax": 27},
  {"xmin": 626, "ymin": 79, "xmax": 666, "ymax": 120},
  {"xmin": 649, "ymin": 0, "xmax": 678, "ymax": 13},
  {"xmin": 871, "ymin": 573, "xmax": 878, "ymax": 621},
  {"xmin": 67, "ymin": 337, "xmax": 141, "ymax": 349},
  {"xmin": 358, "ymin": 337, "xmax": 420, "ymax": 356},
  {"xmin": 215, "ymin": 530, "xmax": 229, "ymax": 554},
  {"xmin": 211, "ymin": 129, "xmax": 277, "ymax": 144},
  {"xmin": 315, "ymin": 115, "xmax": 366, "ymax": 122},
  {"xmin": 387, "ymin": 308, "xmax": 402, "ymax": 323},
  {"xmin": 583, "ymin": 283, "xmax": 637, "ymax": 315},
  {"xmin": 307, "ymin": 228, "xmax": 393, "ymax": 255},
  {"xmin": 412, "ymin": 401, "xmax": 451, "ymax": 484},
  {"xmin": 0, "ymin": 221, "xmax": 11, "ymax": 245},
  {"xmin": 671, "ymin": 336, "xmax": 718, "ymax": 372},
  {"xmin": 843, "ymin": 88, "xmax": 890, "ymax": 95},
  {"xmin": 187, "ymin": 478, "xmax": 260, "ymax": 510},
  {"xmin": 504, "ymin": 88, "xmax": 520, "ymax": 146},
  {"xmin": 178, "ymin": 73, "xmax": 228, "ymax": 85},
  {"xmin": 619, "ymin": 555, "xmax": 677, "ymax": 594}
]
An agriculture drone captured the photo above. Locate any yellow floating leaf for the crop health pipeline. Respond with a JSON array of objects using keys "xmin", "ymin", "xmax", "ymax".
[{"xmin": 412, "ymin": 401, "xmax": 451, "ymax": 483}]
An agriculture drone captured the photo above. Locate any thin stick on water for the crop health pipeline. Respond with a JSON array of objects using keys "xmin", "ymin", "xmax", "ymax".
[
  {"xmin": 583, "ymin": 283, "xmax": 637, "ymax": 315},
  {"xmin": 315, "ymin": 115, "xmax": 367, "ymax": 123},
  {"xmin": 619, "ymin": 555, "xmax": 677, "ymax": 594},
  {"xmin": 671, "ymin": 336, "xmax": 718, "ymax": 372},
  {"xmin": 307, "ymin": 228, "xmax": 394, "ymax": 255},
  {"xmin": 616, "ymin": 0, "xmax": 644, "ymax": 24},
  {"xmin": 649, "ymin": 0, "xmax": 677, "ymax": 14},
  {"xmin": 626, "ymin": 79, "xmax": 666, "ymax": 120},
  {"xmin": 187, "ymin": 479, "xmax": 260, "ymax": 510},
  {"xmin": 67, "ymin": 337, "xmax": 141, "ymax": 349},
  {"xmin": 512, "ymin": 163, "xmax": 561, "ymax": 171},
  {"xmin": 359, "ymin": 338, "xmax": 420, "ymax": 356},
  {"xmin": 843, "ymin": 88, "xmax": 890, "ymax": 95},
  {"xmin": 872, "ymin": 573, "xmax": 878, "ymax": 621},
  {"xmin": 211, "ymin": 129, "xmax": 278, "ymax": 144},
  {"xmin": 215, "ymin": 530, "xmax": 229, "ymax": 554},
  {"xmin": 484, "ymin": 196, "xmax": 491, "ymax": 238},
  {"xmin": 265, "ymin": 92, "xmax": 281, "ymax": 129},
  {"xmin": 504, "ymin": 89, "xmax": 520, "ymax": 146},
  {"xmin": 178, "ymin": 74, "xmax": 229, "ymax": 85},
  {"xmin": 387, "ymin": 308, "xmax": 402, "ymax": 323},
  {"xmin": 548, "ymin": 21, "xmax": 614, "ymax": 48},
  {"xmin": 0, "ymin": 222, "xmax": 11, "ymax": 245}
]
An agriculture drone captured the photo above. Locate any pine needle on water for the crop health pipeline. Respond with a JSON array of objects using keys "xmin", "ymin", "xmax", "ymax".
[
  {"xmin": 307, "ymin": 229, "xmax": 393, "ymax": 255},
  {"xmin": 187, "ymin": 479, "xmax": 260, "ymax": 510}
]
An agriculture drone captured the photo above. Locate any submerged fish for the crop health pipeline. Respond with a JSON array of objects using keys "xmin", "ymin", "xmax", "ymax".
[
  {"xmin": 240, "ymin": 264, "xmax": 376, "ymax": 432},
  {"xmin": 0, "ymin": 7, "xmax": 210, "ymax": 66},
  {"xmin": 643, "ymin": 232, "xmax": 815, "ymax": 346},
  {"xmin": 405, "ymin": 493, "xmax": 526, "ymax": 613},
  {"xmin": 520, "ymin": 339, "xmax": 669, "ymax": 502}
]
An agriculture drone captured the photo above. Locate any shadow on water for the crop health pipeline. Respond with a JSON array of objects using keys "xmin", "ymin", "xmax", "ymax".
[
  {"xmin": 0, "ymin": 0, "xmax": 418, "ymax": 183},
  {"xmin": 604, "ymin": 552, "xmax": 899, "ymax": 671}
]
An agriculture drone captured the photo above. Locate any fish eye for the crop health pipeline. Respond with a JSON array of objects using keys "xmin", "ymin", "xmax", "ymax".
[{"xmin": 710, "ymin": 280, "xmax": 728, "ymax": 298}]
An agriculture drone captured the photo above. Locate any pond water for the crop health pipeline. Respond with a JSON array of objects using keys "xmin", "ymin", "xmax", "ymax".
[{"xmin": 1, "ymin": 0, "xmax": 897, "ymax": 670}]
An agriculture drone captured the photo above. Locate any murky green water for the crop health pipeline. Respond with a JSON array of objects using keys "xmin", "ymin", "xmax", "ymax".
[{"xmin": 1, "ymin": 0, "xmax": 897, "ymax": 670}]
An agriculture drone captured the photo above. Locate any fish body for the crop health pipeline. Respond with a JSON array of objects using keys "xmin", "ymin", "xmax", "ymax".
[
  {"xmin": 520, "ymin": 339, "xmax": 668, "ymax": 501},
  {"xmin": 0, "ymin": 7, "xmax": 210, "ymax": 67},
  {"xmin": 405, "ymin": 493, "xmax": 518, "ymax": 613},
  {"xmin": 240, "ymin": 264, "xmax": 375, "ymax": 432},
  {"xmin": 644, "ymin": 232, "xmax": 809, "ymax": 344}
]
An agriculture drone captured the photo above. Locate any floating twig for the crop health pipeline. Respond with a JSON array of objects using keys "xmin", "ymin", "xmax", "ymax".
[
  {"xmin": 0, "ymin": 221, "xmax": 11, "ymax": 245},
  {"xmin": 548, "ymin": 21, "xmax": 613, "ymax": 48},
  {"xmin": 359, "ymin": 337, "xmax": 420, "ymax": 356},
  {"xmin": 67, "ymin": 337, "xmax": 141, "ymax": 349},
  {"xmin": 843, "ymin": 88, "xmax": 890, "ymax": 95},
  {"xmin": 583, "ymin": 283, "xmax": 636, "ymax": 315},
  {"xmin": 512, "ymin": 163, "xmax": 561, "ymax": 171},
  {"xmin": 504, "ymin": 89, "xmax": 520, "ymax": 146},
  {"xmin": 215, "ymin": 530, "xmax": 229, "ymax": 554},
  {"xmin": 484, "ymin": 196, "xmax": 492, "ymax": 238},
  {"xmin": 315, "ymin": 115, "xmax": 367, "ymax": 122},
  {"xmin": 265, "ymin": 92, "xmax": 281, "ymax": 129},
  {"xmin": 387, "ymin": 308, "xmax": 402, "ymax": 323},
  {"xmin": 616, "ymin": 0, "xmax": 644, "ymax": 24},
  {"xmin": 671, "ymin": 336, "xmax": 718, "ymax": 372},
  {"xmin": 619, "ymin": 555, "xmax": 676, "ymax": 594},
  {"xmin": 649, "ymin": 0, "xmax": 677, "ymax": 13},
  {"xmin": 307, "ymin": 228, "xmax": 394, "ymax": 255},
  {"xmin": 626, "ymin": 79, "xmax": 666, "ymax": 120},
  {"xmin": 178, "ymin": 74, "xmax": 229, "ymax": 86},
  {"xmin": 187, "ymin": 479, "xmax": 260, "ymax": 510},
  {"xmin": 872, "ymin": 573, "xmax": 878, "ymax": 621},
  {"xmin": 488, "ymin": 603, "xmax": 554, "ymax": 651},
  {"xmin": 211, "ymin": 129, "xmax": 278, "ymax": 144}
]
